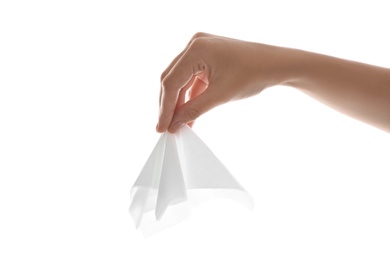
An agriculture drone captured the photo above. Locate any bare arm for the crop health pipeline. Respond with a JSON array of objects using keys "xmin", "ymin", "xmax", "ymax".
[
  {"xmin": 157, "ymin": 33, "xmax": 390, "ymax": 133},
  {"xmin": 287, "ymin": 51, "xmax": 390, "ymax": 132}
]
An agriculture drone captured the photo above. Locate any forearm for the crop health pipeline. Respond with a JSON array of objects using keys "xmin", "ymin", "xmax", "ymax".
[{"xmin": 280, "ymin": 48, "xmax": 390, "ymax": 132}]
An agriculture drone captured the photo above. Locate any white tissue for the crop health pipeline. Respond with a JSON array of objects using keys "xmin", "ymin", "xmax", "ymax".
[{"xmin": 129, "ymin": 125, "xmax": 254, "ymax": 237}]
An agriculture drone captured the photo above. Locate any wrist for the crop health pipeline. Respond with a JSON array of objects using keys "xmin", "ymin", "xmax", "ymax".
[
  {"xmin": 251, "ymin": 43, "xmax": 307, "ymax": 90},
  {"xmin": 276, "ymin": 47, "xmax": 309, "ymax": 89}
]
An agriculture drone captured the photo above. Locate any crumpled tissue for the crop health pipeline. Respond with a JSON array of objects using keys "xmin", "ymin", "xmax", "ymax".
[{"xmin": 129, "ymin": 125, "xmax": 254, "ymax": 236}]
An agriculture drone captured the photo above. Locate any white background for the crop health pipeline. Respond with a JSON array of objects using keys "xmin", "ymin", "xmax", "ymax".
[{"xmin": 1, "ymin": 0, "xmax": 390, "ymax": 259}]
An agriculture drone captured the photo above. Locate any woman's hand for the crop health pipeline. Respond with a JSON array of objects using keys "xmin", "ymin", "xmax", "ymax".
[
  {"xmin": 156, "ymin": 32, "xmax": 296, "ymax": 133},
  {"xmin": 157, "ymin": 32, "xmax": 390, "ymax": 133}
]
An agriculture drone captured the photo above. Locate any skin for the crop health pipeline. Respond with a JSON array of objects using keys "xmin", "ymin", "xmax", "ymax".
[{"xmin": 157, "ymin": 32, "xmax": 390, "ymax": 134}]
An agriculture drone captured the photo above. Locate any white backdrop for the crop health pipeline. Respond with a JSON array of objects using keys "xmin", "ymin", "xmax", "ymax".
[{"xmin": 1, "ymin": 0, "xmax": 390, "ymax": 259}]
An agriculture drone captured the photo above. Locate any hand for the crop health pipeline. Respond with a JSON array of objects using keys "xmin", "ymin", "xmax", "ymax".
[
  {"xmin": 156, "ymin": 32, "xmax": 292, "ymax": 133},
  {"xmin": 156, "ymin": 32, "xmax": 390, "ymax": 134}
]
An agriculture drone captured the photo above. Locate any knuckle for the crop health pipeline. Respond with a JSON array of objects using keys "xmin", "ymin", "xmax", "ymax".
[
  {"xmin": 190, "ymin": 37, "xmax": 207, "ymax": 49},
  {"xmin": 161, "ymin": 77, "xmax": 169, "ymax": 90},
  {"xmin": 192, "ymin": 32, "xmax": 207, "ymax": 40},
  {"xmin": 161, "ymin": 75, "xmax": 177, "ymax": 93},
  {"xmin": 160, "ymin": 72, "xmax": 167, "ymax": 82}
]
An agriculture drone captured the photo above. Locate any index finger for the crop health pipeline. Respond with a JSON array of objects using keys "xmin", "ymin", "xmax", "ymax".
[
  {"xmin": 159, "ymin": 32, "xmax": 215, "ymax": 107},
  {"xmin": 156, "ymin": 52, "xmax": 197, "ymax": 132}
]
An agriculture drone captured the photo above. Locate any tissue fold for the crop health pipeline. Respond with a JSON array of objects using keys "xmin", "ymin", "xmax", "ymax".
[{"xmin": 129, "ymin": 125, "xmax": 253, "ymax": 236}]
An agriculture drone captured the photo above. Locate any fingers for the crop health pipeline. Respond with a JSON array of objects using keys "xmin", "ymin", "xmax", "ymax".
[
  {"xmin": 185, "ymin": 76, "xmax": 208, "ymax": 128},
  {"xmin": 157, "ymin": 64, "xmax": 193, "ymax": 132},
  {"xmin": 157, "ymin": 73, "xmax": 207, "ymax": 133},
  {"xmin": 157, "ymin": 34, "xmax": 212, "ymax": 133},
  {"xmin": 188, "ymin": 74, "xmax": 208, "ymax": 100},
  {"xmin": 176, "ymin": 75, "xmax": 197, "ymax": 109},
  {"xmin": 168, "ymin": 78, "xmax": 217, "ymax": 133},
  {"xmin": 159, "ymin": 48, "xmax": 188, "ymax": 107},
  {"xmin": 159, "ymin": 32, "xmax": 214, "ymax": 106},
  {"xmin": 157, "ymin": 47, "xmax": 202, "ymax": 132},
  {"xmin": 167, "ymin": 90, "xmax": 213, "ymax": 133}
]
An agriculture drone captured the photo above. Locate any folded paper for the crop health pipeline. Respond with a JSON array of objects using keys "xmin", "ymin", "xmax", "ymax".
[{"xmin": 129, "ymin": 125, "xmax": 254, "ymax": 236}]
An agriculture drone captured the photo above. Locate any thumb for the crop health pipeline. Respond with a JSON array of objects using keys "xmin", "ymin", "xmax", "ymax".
[
  {"xmin": 167, "ymin": 89, "xmax": 215, "ymax": 133},
  {"xmin": 186, "ymin": 75, "xmax": 208, "ymax": 129}
]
